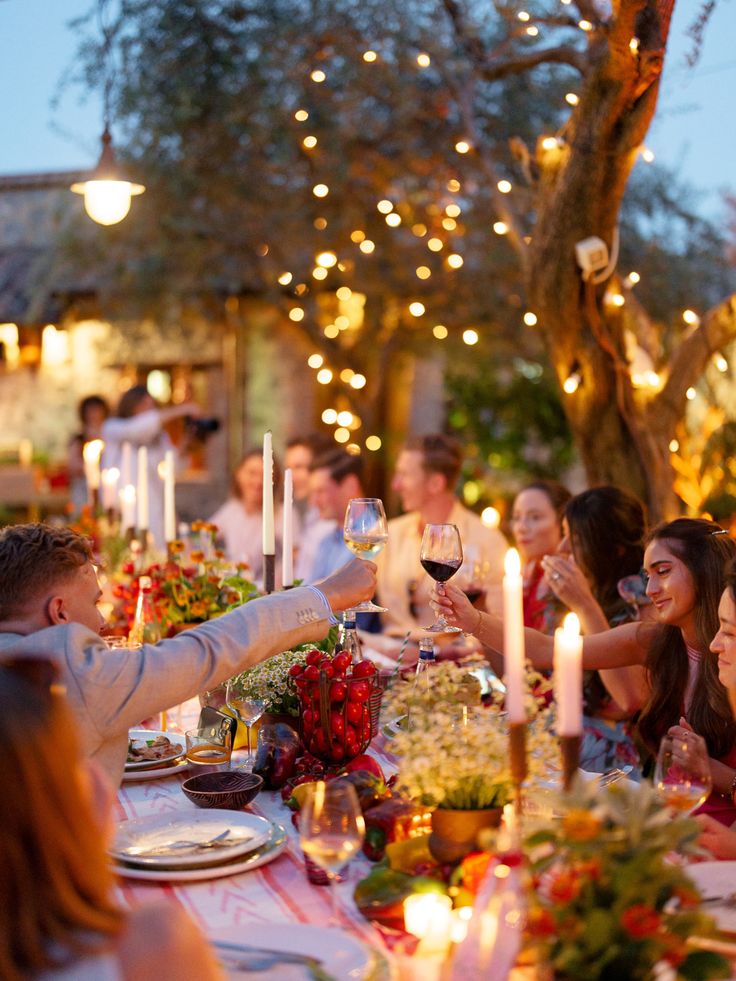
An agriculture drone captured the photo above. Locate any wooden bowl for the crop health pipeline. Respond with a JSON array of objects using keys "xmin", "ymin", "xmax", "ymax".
[{"xmin": 181, "ymin": 770, "xmax": 263, "ymax": 809}]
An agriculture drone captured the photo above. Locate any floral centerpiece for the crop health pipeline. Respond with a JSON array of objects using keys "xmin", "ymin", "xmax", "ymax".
[{"xmin": 524, "ymin": 780, "xmax": 730, "ymax": 981}]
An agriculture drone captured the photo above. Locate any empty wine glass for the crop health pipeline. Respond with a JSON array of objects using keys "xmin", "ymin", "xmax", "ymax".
[
  {"xmin": 654, "ymin": 731, "xmax": 712, "ymax": 815},
  {"xmin": 225, "ymin": 679, "xmax": 265, "ymax": 771},
  {"xmin": 420, "ymin": 523, "xmax": 463, "ymax": 633},
  {"xmin": 343, "ymin": 497, "xmax": 388, "ymax": 613},
  {"xmin": 299, "ymin": 780, "xmax": 365, "ymax": 924}
]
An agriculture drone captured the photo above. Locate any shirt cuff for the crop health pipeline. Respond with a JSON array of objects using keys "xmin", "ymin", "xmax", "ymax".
[{"xmin": 303, "ymin": 585, "xmax": 338, "ymax": 626}]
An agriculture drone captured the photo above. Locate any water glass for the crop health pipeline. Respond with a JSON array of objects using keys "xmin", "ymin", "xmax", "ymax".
[{"xmin": 185, "ymin": 725, "xmax": 232, "ymax": 776}]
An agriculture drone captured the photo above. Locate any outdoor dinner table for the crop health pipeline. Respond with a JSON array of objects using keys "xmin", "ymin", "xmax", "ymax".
[{"xmin": 115, "ymin": 698, "xmax": 401, "ymax": 980}]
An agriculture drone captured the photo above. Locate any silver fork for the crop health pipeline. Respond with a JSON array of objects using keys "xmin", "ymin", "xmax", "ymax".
[
  {"xmin": 212, "ymin": 940, "xmax": 323, "ymax": 973},
  {"xmin": 700, "ymin": 893, "xmax": 736, "ymax": 907},
  {"xmin": 120, "ymin": 828, "xmax": 232, "ymax": 857}
]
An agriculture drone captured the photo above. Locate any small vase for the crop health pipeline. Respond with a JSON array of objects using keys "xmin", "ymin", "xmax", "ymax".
[{"xmin": 428, "ymin": 806, "xmax": 502, "ymax": 864}]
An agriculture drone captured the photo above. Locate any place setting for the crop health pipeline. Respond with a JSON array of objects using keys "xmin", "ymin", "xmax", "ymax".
[{"xmin": 122, "ymin": 727, "xmax": 188, "ymax": 782}]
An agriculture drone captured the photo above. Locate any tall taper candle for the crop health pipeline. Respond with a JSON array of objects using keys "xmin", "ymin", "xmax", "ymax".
[
  {"xmin": 503, "ymin": 548, "xmax": 525, "ymax": 723},
  {"xmin": 101, "ymin": 467, "xmax": 120, "ymax": 511},
  {"xmin": 82, "ymin": 439, "xmax": 104, "ymax": 500},
  {"xmin": 282, "ymin": 467, "xmax": 294, "ymax": 586},
  {"xmin": 262, "ymin": 431, "xmax": 275, "ymax": 555},
  {"xmin": 554, "ymin": 613, "xmax": 583, "ymax": 736},
  {"xmin": 120, "ymin": 484, "xmax": 136, "ymax": 533},
  {"xmin": 120, "ymin": 441, "xmax": 132, "ymax": 488},
  {"xmin": 136, "ymin": 446, "xmax": 149, "ymax": 532},
  {"xmin": 163, "ymin": 449, "xmax": 176, "ymax": 543}
]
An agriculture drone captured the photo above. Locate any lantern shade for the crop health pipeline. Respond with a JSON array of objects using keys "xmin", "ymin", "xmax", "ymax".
[{"xmin": 70, "ymin": 128, "xmax": 144, "ymax": 226}]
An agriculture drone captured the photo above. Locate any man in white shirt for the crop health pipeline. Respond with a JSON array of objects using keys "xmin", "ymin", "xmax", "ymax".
[{"xmin": 376, "ymin": 433, "xmax": 507, "ymax": 640}]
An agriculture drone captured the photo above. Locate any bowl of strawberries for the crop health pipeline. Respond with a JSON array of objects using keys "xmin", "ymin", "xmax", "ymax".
[{"xmin": 288, "ymin": 648, "xmax": 383, "ymax": 764}]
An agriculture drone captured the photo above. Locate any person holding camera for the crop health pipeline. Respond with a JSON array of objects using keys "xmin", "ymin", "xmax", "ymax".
[{"xmin": 101, "ymin": 385, "xmax": 202, "ymax": 549}]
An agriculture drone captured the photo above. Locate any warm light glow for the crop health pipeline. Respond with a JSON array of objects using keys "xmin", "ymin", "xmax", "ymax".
[
  {"xmin": 307, "ymin": 354, "xmax": 324, "ymax": 369},
  {"xmin": 335, "ymin": 315, "xmax": 350, "ymax": 330},
  {"xmin": 377, "ymin": 199, "xmax": 394, "ymax": 214},
  {"xmin": 682, "ymin": 309, "xmax": 699, "ymax": 326},
  {"xmin": 428, "ymin": 237, "xmax": 444, "ymax": 251},
  {"xmin": 463, "ymin": 329, "xmax": 479, "ymax": 345},
  {"xmin": 334, "ymin": 427, "xmax": 350, "ymax": 443},
  {"xmin": 313, "ymin": 216, "xmax": 327, "ymax": 230},
  {"xmin": 289, "ymin": 307, "xmax": 305, "ymax": 322},
  {"xmin": 578, "ymin": 19, "xmax": 593, "ymax": 31},
  {"xmin": 403, "ymin": 894, "xmax": 453, "ymax": 940},
  {"xmin": 416, "ymin": 266, "xmax": 431, "ymax": 279},
  {"xmin": 366, "ymin": 435, "xmax": 382, "ymax": 451},
  {"xmin": 316, "ymin": 368, "xmax": 333, "ymax": 385},
  {"xmin": 385, "ymin": 212, "xmax": 401, "ymax": 227},
  {"xmin": 310, "ymin": 69, "xmax": 326, "ymax": 82},
  {"xmin": 302, "ymin": 135, "xmax": 317, "ymax": 149},
  {"xmin": 563, "ymin": 612, "xmax": 581, "ymax": 637},
  {"xmin": 641, "ymin": 147, "xmax": 655, "ymax": 163},
  {"xmin": 455, "ymin": 140, "xmax": 471, "ymax": 154},
  {"xmin": 504, "ymin": 547, "xmax": 521, "ymax": 577},
  {"xmin": 363, "ymin": 50, "xmax": 377, "ymax": 62},
  {"xmin": 669, "ymin": 439, "xmax": 679, "ymax": 452},
  {"xmin": 71, "ymin": 180, "xmax": 143, "ymax": 226},
  {"xmin": 336, "ymin": 286, "xmax": 352, "ymax": 300},
  {"xmin": 41, "ymin": 324, "xmax": 70, "ymax": 366},
  {"xmin": 324, "ymin": 324, "xmax": 339, "ymax": 338},
  {"xmin": 497, "ymin": 179, "xmax": 512, "ymax": 193},
  {"xmin": 409, "ymin": 302, "xmax": 425, "ymax": 317},
  {"xmin": 447, "ymin": 179, "xmax": 461, "ymax": 192},
  {"xmin": 715, "ymin": 354, "xmax": 729, "ymax": 373},
  {"xmin": 565, "ymin": 92, "xmax": 579, "ymax": 106},
  {"xmin": 312, "ymin": 183, "xmax": 329, "ymax": 198},
  {"xmin": 517, "ymin": 10, "xmax": 530, "ymax": 21},
  {"xmin": 629, "ymin": 36, "xmax": 640, "ymax": 53},
  {"xmin": 417, "ymin": 52, "xmax": 431, "ymax": 67},
  {"xmin": 493, "ymin": 221, "xmax": 508, "ymax": 235},
  {"xmin": 359, "ymin": 239, "xmax": 375, "ymax": 254},
  {"xmin": 526, "ymin": 25, "xmax": 538, "ymax": 36},
  {"xmin": 336, "ymin": 410, "xmax": 353, "ymax": 426},
  {"xmin": 277, "ymin": 271, "xmax": 293, "ymax": 285},
  {"xmin": 563, "ymin": 371, "xmax": 581, "ymax": 394},
  {"xmin": 312, "ymin": 266, "xmax": 328, "ymax": 280},
  {"xmin": 631, "ymin": 370, "xmax": 661, "ymax": 389},
  {"xmin": 626, "ymin": 271, "xmax": 641, "ymax": 285},
  {"xmin": 447, "ymin": 253, "xmax": 464, "ymax": 269},
  {"xmin": 349, "ymin": 373, "xmax": 367, "ymax": 389},
  {"xmin": 339, "ymin": 368, "xmax": 354, "ymax": 382},
  {"xmin": 412, "ymin": 223, "xmax": 427, "ymax": 237},
  {"xmin": 482, "ymin": 506, "xmax": 501, "ymax": 529},
  {"xmin": 609, "ymin": 293, "xmax": 625, "ymax": 307},
  {"xmin": 295, "ymin": 109, "xmax": 309, "ymax": 121},
  {"xmin": 0, "ymin": 323, "xmax": 19, "ymax": 369},
  {"xmin": 322, "ymin": 408, "xmax": 338, "ymax": 424},
  {"xmin": 523, "ymin": 312, "xmax": 538, "ymax": 326},
  {"xmin": 445, "ymin": 203, "xmax": 461, "ymax": 218},
  {"xmin": 433, "ymin": 324, "xmax": 448, "ymax": 339},
  {"xmin": 686, "ymin": 387, "xmax": 697, "ymax": 400},
  {"xmin": 316, "ymin": 251, "xmax": 337, "ymax": 268},
  {"xmin": 541, "ymin": 136, "xmax": 559, "ymax": 151},
  {"xmin": 441, "ymin": 217, "xmax": 457, "ymax": 231}
]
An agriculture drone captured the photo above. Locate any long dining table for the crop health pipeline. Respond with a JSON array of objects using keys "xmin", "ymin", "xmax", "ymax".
[{"xmin": 115, "ymin": 699, "xmax": 402, "ymax": 979}]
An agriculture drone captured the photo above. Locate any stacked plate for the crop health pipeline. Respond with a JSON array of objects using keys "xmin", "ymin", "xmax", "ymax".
[
  {"xmin": 110, "ymin": 810, "xmax": 287, "ymax": 881},
  {"xmin": 123, "ymin": 728, "xmax": 187, "ymax": 782}
]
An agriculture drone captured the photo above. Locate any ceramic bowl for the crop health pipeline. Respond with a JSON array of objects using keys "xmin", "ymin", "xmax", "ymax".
[{"xmin": 181, "ymin": 770, "xmax": 263, "ymax": 809}]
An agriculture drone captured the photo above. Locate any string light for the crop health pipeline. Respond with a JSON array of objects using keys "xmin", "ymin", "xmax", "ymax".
[
  {"xmin": 334, "ymin": 427, "xmax": 350, "ymax": 443},
  {"xmin": 481, "ymin": 506, "xmax": 501, "ymax": 529},
  {"xmin": 433, "ymin": 324, "xmax": 448, "ymax": 339},
  {"xmin": 350, "ymin": 374, "xmax": 367, "ymax": 389},
  {"xmin": 312, "ymin": 183, "xmax": 329, "ymax": 197},
  {"xmin": 308, "ymin": 354, "xmax": 324, "ymax": 369},
  {"xmin": 641, "ymin": 147, "xmax": 655, "ymax": 163},
  {"xmin": 416, "ymin": 266, "xmax": 432, "ymax": 279},
  {"xmin": 625, "ymin": 271, "xmax": 640, "ymax": 286},
  {"xmin": 377, "ymin": 199, "xmax": 393, "ymax": 214},
  {"xmin": 385, "ymin": 212, "xmax": 402, "ymax": 226},
  {"xmin": 337, "ymin": 410, "xmax": 353, "ymax": 426},
  {"xmin": 606, "ymin": 292, "xmax": 625, "ymax": 307},
  {"xmin": 310, "ymin": 69, "xmax": 326, "ymax": 83},
  {"xmin": 312, "ymin": 266, "xmax": 328, "ymax": 280},
  {"xmin": 324, "ymin": 324, "xmax": 339, "ymax": 338},
  {"xmin": 565, "ymin": 92, "xmax": 579, "ymax": 106},
  {"xmin": 313, "ymin": 217, "xmax": 327, "ymax": 230},
  {"xmin": 455, "ymin": 140, "xmax": 471, "ymax": 154},
  {"xmin": 278, "ymin": 272, "xmax": 293, "ymax": 285},
  {"xmin": 447, "ymin": 253, "xmax": 464, "ymax": 269},
  {"xmin": 669, "ymin": 439, "xmax": 679, "ymax": 453},
  {"xmin": 336, "ymin": 286, "xmax": 352, "ymax": 300},
  {"xmin": 682, "ymin": 309, "xmax": 699, "ymax": 326},
  {"xmin": 445, "ymin": 203, "xmax": 461, "ymax": 218},
  {"xmin": 302, "ymin": 135, "xmax": 317, "ymax": 148},
  {"xmin": 339, "ymin": 368, "xmax": 354, "ymax": 382},
  {"xmin": 316, "ymin": 368, "xmax": 333, "ymax": 384},
  {"xmin": 497, "ymin": 180, "xmax": 512, "ymax": 193},
  {"xmin": 518, "ymin": 10, "xmax": 530, "ymax": 21},
  {"xmin": 366, "ymin": 435, "xmax": 382, "ymax": 450},
  {"xmin": 715, "ymin": 354, "xmax": 729, "ymax": 373},
  {"xmin": 523, "ymin": 312, "xmax": 537, "ymax": 326},
  {"xmin": 350, "ymin": 229, "xmax": 366, "ymax": 243},
  {"xmin": 289, "ymin": 307, "xmax": 305, "ymax": 322},
  {"xmin": 428, "ymin": 238, "xmax": 444, "ymax": 251},
  {"xmin": 417, "ymin": 52, "xmax": 430, "ymax": 67},
  {"xmin": 541, "ymin": 136, "xmax": 560, "ymax": 151},
  {"xmin": 463, "ymin": 329, "xmax": 479, "ymax": 345},
  {"xmin": 335, "ymin": 315, "xmax": 350, "ymax": 329},
  {"xmin": 294, "ymin": 109, "xmax": 309, "ymax": 121},
  {"xmin": 526, "ymin": 25, "xmax": 539, "ymax": 36},
  {"xmin": 629, "ymin": 37, "xmax": 640, "ymax": 53},
  {"xmin": 447, "ymin": 179, "xmax": 461, "ymax": 192},
  {"xmin": 442, "ymin": 217, "xmax": 457, "ymax": 231},
  {"xmin": 316, "ymin": 251, "xmax": 337, "ymax": 268},
  {"xmin": 686, "ymin": 387, "xmax": 697, "ymax": 400},
  {"xmin": 493, "ymin": 221, "xmax": 508, "ymax": 235},
  {"xmin": 363, "ymin": 50, "xmax": 377, "ymax": 62},
  {"xmin": 412, "ymin": 223, "xmax": 427, "ymax": 236},
  {"xmin": 578, "ymin": 20, "xmax": 593, "ymax": 31},
  {"xmin": 359, "ymin": 239, "xmax": 375, "ymax": 253},
  {"xmin": 409, "ymin": 302, "xmax": 425, "ymax": 317},
  {"xmin": 322, "ymin": 408, "xmax": 338, "ymax": 424},
  {"xmin": 563, "ymin": 368, "xmax": 581, "ymax": 394}
]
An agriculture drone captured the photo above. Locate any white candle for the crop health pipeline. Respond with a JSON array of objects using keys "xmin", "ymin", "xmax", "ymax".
[
  {"xmin": 82, "ymin": 439, "xmax": 104, "ymax": 502},
  {"xmin": 282, "ymin": 467, "xmax": 294, "ymax": 585},
  {"xmin": 262, "ymin": 431, "xmax": 275, "ymax": 555},
  {"xmin": 502, "ymin": 547, "xmax": 525, "ymax": 723},
  {"xmin": 554, "ymin": 612, "xmax": 583, "ymax": 736},
  {"xmin": 18, "ymin": 438, "xmax": 33, "ymax": 468},
  {"xmin": 120, "ymin": 484, "xmax": 136, "ymax": 533},
  {"xmin": 101, "ymin": 467, "xmax": 120, "ymax": 510},
  {"xmin": 120, "ymin": 441, "xmax": 133, "ymax": 488},
  {"xmin": 163, "ymin": 449, "xmax": 176, "ymax": 543},
  {"xmin": 403, "ymin": 893, "xmax": 453, "ymax": 941},
  {"xmin": 136, "ymin": 446, "xmax": 149, "ymax": 530}
]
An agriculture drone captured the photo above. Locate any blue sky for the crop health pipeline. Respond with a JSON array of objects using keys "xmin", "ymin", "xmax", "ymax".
[{"xmin": 0, "ymin": 1, "xmax": 734, "ymax": 218}]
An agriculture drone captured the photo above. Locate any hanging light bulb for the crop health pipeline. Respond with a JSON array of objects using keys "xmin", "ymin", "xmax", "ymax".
[{"xmin": 71, "ymin": 127, "xmax": 145, "ymax": 225}]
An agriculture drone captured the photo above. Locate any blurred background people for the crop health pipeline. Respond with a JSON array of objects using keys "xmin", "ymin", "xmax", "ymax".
[
  {"xmin": 303, "ymin": 447, "xmax": 365, "ymax": 582},
  {"xmin": 285, "ymin": 433, "xmax": 334, "ymax": 581},
  {"xmin": 210, "ymin": 447, "xmax": 283, "ymax": 586},
  {"xmin": 67, "ymin": 395, "xmax": 110, "ymax": 513}
]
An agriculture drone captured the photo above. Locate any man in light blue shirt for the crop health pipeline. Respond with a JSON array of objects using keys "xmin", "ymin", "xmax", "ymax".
[{"xmin": 306, "ymin": 448, "xmax": 366, "ymax": 582}]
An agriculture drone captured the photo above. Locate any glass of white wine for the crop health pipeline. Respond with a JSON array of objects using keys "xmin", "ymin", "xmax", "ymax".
[
  {"xmin": 654, "ymin": 731, "xmax": 712, "ymax": 815},
  {"xmin": 225, "ymin": 680, "xmax": 265, "ymax": 771},
  {"xmin": 299, "ymin": 780, "xmax": 365, "ymax": 924},
  {"xmin": 343, "ymin": 497, "xmax": 388, "ymax": 613}
]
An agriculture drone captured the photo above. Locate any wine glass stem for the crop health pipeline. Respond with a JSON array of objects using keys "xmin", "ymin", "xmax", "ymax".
[
  {"xmin": 328, "ymin": 871, "xmax": 340, "ymax": 925},
  {"xmin": 246, "ymin": 723, "xmax": 252, "ymax": 763}
]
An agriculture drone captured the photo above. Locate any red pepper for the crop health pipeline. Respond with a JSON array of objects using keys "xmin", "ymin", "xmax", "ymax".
[
  {"xmin": 341, "ymin": 754, "xmax": 384, "ymax": 780},
  {"xmin": 362, "ymin": 798, "xmax": 427, "ymax": 861}
]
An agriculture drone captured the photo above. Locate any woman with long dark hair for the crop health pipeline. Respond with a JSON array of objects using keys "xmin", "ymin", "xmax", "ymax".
[{"xmin": 434, "ymin": 517, "xmax": 736, "ymax": 823}]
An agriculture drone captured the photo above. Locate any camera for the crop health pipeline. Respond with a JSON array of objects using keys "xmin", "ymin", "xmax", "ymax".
[{"xmin": 184, "ymin": 416, "xmax": 221, "ymax": 441}]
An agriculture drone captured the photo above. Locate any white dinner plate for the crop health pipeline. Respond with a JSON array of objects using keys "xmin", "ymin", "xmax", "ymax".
[
  {"xmin": 125, "ymin": 729, "xmax": 185, "ymax": 770},
  {"xmin": 110, "ymin": 809, "xmax": 272, "ymax": 869},
  {"xmin": 121, "ymin": 757, "xmax": 188, "ymax": 782},
  {"xmin": 210, "ymin": 923, "xmax": 376, "ymax": 980},
  {"xmin": 685, "ymin": 861, "xmax": 736, "ymax": 933},
  {"xmin": 112, "ymin": 823, "xmax": 287, "ymax": 882}
]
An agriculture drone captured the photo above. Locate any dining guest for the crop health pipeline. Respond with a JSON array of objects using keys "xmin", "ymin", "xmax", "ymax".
[
  {"xmin": 510, "ymin": 480, "xmax": 571, "ymax": 630},
  {"xmin": 376, "ymin": 433, "xmax": 507, "ymax": 640},
  {"xmin": 0, "ymin": 660, "xmax": 222, "ymax": 981},
  {"xmin": 433, "ymin": 518, "xmax": 736, "ymax": 823},
  {"xmin": 209, "ymin": 447, "xmax": 283, "ymax": 587},
  {"xmin": 302, "ymin": 447, "xmax": 366, "ymax": 581},
  {"xmin": 0, "ymin": 523, "xmax": 376, "ymax": 785},
  {"xmin": 286, "ymin": 433, "xmax": 336, "ymax": 581},
  {"xmin": 67, "ymin": 394, "xmax": 110, "ymax": 513}
]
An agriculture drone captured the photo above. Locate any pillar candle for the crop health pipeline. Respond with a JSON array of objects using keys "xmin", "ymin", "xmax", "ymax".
[
  {"xmin": 554, "ymin": 613, "xmax": 583, "ymax": 736},
  {"xmin": 262, "ymin": 431, "xmax": 275, "ymax": 555},
  {"xmin": 120, "ymin": 484, "xmax": 136, "ymax": 533},
  {"xmin": 101, "ymin": 467, "xmax": 120, "ymax": 510},
  {"xmin": 136, "ymin": 446, "xmax": 149, "ymax": 531},
  {"xmin": 120, "ymin": 442, "xmax": 132, "ymax": 488},
  {"xmin": 18, "ymin": 438, "xmax": 33, "ymax": 468},
  {"xmin": 163, "ymin": 449, "xmax": 176, "ymax": 543},
  {"xmin": 282, "ymin": 467, "xmax": 294, "ymax": 585},
  {"xmin": 82, "ymin": 439, "xmax": 104, "ymax": 493},
  {"xmin": 502, "ymin": 547, "xmax": 525, "ymax": 723}
]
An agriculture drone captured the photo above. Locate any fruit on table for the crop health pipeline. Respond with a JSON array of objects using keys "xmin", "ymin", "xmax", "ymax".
[
  {"xmin": 252, "ymin": 723, "xmax": 301, "ymax": 789},
  {"xmin": 362, "ymin": 797, "xmax": 432, "ymax": 861},
  {"xmin": 330, "ymin": 770, "xmax": 389, "ymax": 812},
  {"xmin": 353, "ymin": 860, "xmax": 446, "ymax": 930}
]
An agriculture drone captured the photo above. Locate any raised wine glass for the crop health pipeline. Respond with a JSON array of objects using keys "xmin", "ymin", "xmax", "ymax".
[
  {"xmin": 420, "ymin": 522, "xmax": 463, "ymax": 633},
  {"xmin": 343, "ymin": 497, "xmax": 388, "ymax": 613},
  {"xmin": 299, "ymin": 780, "xmax": 365, "ymax": 924},
  {"xmin": 225, "ymin": 679, "xmax": 265, "ymax": 772},
  {"xmin": 654, "ymin": 731, "xmax": 712, "ymax": 816}
]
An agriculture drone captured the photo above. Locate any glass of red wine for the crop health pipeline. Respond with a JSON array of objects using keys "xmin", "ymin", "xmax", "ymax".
[{"xmin": 420, "ymin": 522, "xmax": 463, "ymax": 633}]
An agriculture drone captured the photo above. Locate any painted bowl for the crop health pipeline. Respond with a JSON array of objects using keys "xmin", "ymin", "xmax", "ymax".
[{"xmin": 181, "ymin": 770, "xmax": 263, "ymax": 809}]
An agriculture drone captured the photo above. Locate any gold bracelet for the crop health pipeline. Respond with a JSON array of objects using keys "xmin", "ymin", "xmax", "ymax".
[{"xmin": 473, "ymin": 607, "xmax": 483, "ymax": 638}]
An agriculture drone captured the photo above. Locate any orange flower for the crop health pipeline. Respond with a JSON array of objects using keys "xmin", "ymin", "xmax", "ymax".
[
  {"xmin": 168, "ymin": 539, "xmax": 185, "ymax": 554},
  {"xmin": 574, "ymin": 857, "xmax": 602, "ymax": 882},
  {"xmin": 562, "ymin": 809, "xmax": 602, "ymax": 842},
  {"xmin": 620, "ymin": 904, "xmax": 661, "ymax": 939},
  {"xmin": 190, "ymin": 550, "xmax": 205, "ymax": 562},
  {"xmin": 548, "ymin": 869, "xmax": 582, "ymax": 904},
  {"xmin": 191, "ymin": 520, "xmax": 205, "ymax": 532},
  {"xmin": 527, "ymin": 907, "xmax": 556, "ymax": 938}
]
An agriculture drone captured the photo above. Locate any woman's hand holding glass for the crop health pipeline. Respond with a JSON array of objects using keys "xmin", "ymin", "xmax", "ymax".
[
  {"xmin": 430, "ymin": 581, "xmax": 482, "ymax": 634},
  {"xmin": 654, "ymin": 730, "xmax": 712, "ymax": 815}
]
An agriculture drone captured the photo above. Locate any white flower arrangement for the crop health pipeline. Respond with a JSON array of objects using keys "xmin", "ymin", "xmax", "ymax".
[{"xmin": 229, "ymin": 649, "xmax": 308, "ymax": 716}]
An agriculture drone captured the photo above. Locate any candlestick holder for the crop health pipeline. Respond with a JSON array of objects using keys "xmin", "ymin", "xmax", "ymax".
[
  {"xmin": 263, "ymin": 553, "xmax": 275, "ymax": 594},
  {"xmin": 509, "ymin": 721, "xmax": 527, "ymax": 812},
  {"xmin": 560, "ymin": 734, "xmax": 581, "ymax": 791}
]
